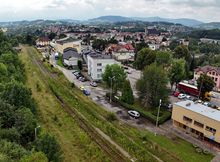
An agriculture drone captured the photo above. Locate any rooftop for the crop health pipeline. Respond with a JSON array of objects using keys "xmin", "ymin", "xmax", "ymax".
[
  {"xmin": 56, "ymin": 37, "xmax": 81, "ymax": 45},
  {"xmin": 174, "ymin": 100, "xmax": 220, "ymax": 122},
  {"xmin": 88, "ymin": 53, "xmax": 113, "ymax": 60}
]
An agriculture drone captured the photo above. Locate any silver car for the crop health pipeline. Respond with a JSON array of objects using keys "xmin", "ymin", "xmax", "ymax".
[{"xmin": 128, "ymin": 110, "xmax": 140, "ymax": 118}]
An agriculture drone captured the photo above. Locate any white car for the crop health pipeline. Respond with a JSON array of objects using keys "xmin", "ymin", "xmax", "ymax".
[
  {"xmin": 178, "ymin": 93, "xmax": 186, "ymax": 99},
  {"xmin": 186, "ymin": 95, "xmax": 192, "ymax": 100},
  {"xmin": 128, "ymin": 110, "xmax": 140, "ymax": 118}
]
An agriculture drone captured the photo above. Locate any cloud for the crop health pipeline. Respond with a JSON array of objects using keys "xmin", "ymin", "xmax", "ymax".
[{"xmin": 0, "ymin": 0, "xmax": 219, "ymax": 22}]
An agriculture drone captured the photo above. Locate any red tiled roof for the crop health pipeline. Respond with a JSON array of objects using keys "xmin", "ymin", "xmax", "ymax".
[{"xmin": 195, "ymin": 65, "xmax": 220, "ymax": 75}]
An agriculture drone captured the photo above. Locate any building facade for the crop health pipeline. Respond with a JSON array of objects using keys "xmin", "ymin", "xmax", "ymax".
[
  {"xmin": 87, "ymin": 54, "xmax": 120, "ymax": 81},
  {"xmin": 172, "ymin": 100, "xmax": 220, "ymax": 146},
  {"xmin": 194, "ymin": 65, "xmax": 220, "ymax": 91},
  {"xmin": 53, "ymin": 37, "xmax": 82, "ymax": 54}
]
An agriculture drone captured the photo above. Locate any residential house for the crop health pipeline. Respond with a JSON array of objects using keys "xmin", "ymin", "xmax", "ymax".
[
  {"xmin": 87, "ymin": 53, "xmax": 120, "ymax": 81},
  {"xmin": 194, "ymin": 65, "xmax": 220, "ymax": 91},
  {"xmin": 106, "ymin": 43, "xmax": 135, "ymax": 62},
  {"xmin": 36, "ymin": 37, "xmax": 50, "ymax": 47},
  {"xmin": 62, "ymin": 47, "xmax": 81, "ymax": 67},
  {"xmin": 172, "ymin": 100, "xmax": 220, "ymax": 147}
]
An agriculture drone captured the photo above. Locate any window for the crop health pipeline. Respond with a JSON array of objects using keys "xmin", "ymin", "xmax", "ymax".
[
  {"xmin": 97, "ymin": 74, "xmax": 102, "ymax": 78},
  {"xmin": 215, "ymin": 78, "xmax": 218, "ymax": 82},
  {"xmin": 97, "ymin": 63, "xmax": 102, "ymax": 66},
  {"xmin": 213, "ymin": 72, "xmax": 215, "ymax": 75},
  {"xmin": 194, "ymin": 121, "xmax": 204, "ymax": 128},
  {"xmin": 183, "ymin": 116, "xmax": 192, "ymax": 123},
  {"xmin": 206, "ymin": 126, "xmax": 216, "ymax": 133},
  {"xmin": 97, "ymin": 69, "xmax": 102, "ymax": 72}
]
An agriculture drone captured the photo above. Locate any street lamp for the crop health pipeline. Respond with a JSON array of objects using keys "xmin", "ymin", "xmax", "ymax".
[
  {"xmin": 155, "ymin": 99, "xmax": 162, "ymax": 136},
  {"xmin": 35, "ymin": 126, "xmax": 41, "ymax": 140},
  {"xmin": 109, "ymin": 76, "xmax": 115, "ymax": 103}
]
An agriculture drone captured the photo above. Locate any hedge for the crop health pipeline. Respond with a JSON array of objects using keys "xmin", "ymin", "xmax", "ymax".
[{"xmin": 106, "ymin": 93, "xmax": 171, "ymax": 125}]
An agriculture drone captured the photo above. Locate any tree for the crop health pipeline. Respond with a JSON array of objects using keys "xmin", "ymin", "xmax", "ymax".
[
  {"xmin": 121, "ymin": 80, "xmax": 134, "ymax": 105},
  {"xmin": 174, "ymin": 45, "xmax": 191, "ymax": 62},
  {"xmin": 136, "ymin": 63, "xmax": 169, "ymax": 108},
  {"xmin": 102, "ymin": 64, "xmax": 127, "ymax": 93},
  {"xmin": 134, "ymin": 48, "xmax": 156, "ymax": 70},
  {"xmin": 35, "ymin": 134, "xmax": 63, "ymax": 162},
  {"xmin": 155, "ymin": 51, "xmax": 172, "ymax": 68},
  {"xmin": 168, "ymin": 59, "xmax": 186, "ymax": 91},
  {"xmin": 20, "ymin": 152, "xmax": 48, "ymax": 162},
  {"xmin": 0, "ymin": 100, "xmax": 16, "ymax": 128},
  {"xmin": 197, "ymin": 74, "xmax": 215, "ymax": 100},
  {"xmin": 92, "ymin": 39, "xmax": 108, "ymax": 51},
  {"xmin": 48, "ymin": 33, "xmax": 57, "ymax": 40},
  {"xmin": 14, "ymin": 108, "xmax": 37, "ymax": 145},
  {"xmin": 77, "ymin": 60, "xmax": 83, "ymax": 71},
  {"xmin": 1, "ymin": 81, "xmax": 36, "ymax": 113}
]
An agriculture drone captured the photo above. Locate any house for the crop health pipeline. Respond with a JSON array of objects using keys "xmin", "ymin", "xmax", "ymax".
[
  {"xmin": 54, "ymin": 37, "xmax": 82, "ymax": 54},
  {"xmin": 106, "ymin": 43, "xmax": 135, "ymax": 62},
  {"xmin": 87, "ymin": 53, "xmax": 120, "ymax": 81},
  {"xmin": 172, "ymin": 100, "xmax": 220, "ymax": 147},
  {"xmin": 148, "ymin": 44, "xmax": 160, "ymax": 51},
  {"xmin": 36, "ymin": 37, "xmax": 50, "ymax": 47},
  {"xmin": 62, "ymin": 48, "xmax": 81, "ymax": 67},
  {"xmin": 194, "ymin": 65, "xmax": 220, "ymax": 91}
]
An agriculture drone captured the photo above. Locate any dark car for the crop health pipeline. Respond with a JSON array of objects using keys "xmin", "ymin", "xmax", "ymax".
[{"xmin": 83, "ymin": 89, "xmax": 90, "ymax": 96}]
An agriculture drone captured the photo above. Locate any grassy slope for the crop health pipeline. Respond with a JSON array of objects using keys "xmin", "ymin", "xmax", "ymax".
[
  {"xmin": 21, "ymin": 46, "xmax": 214, "ymax": 162},
  {"xmin": 20, "ymin": 46, "xmax": 110, "ymax": 162}
]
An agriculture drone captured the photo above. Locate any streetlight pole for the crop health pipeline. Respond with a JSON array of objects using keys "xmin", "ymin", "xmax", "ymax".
[
  {"xmin": 155, "ymin": 99, "xmax": 162, "ymax": 136},
  {"xmin": 109, "ymin": 76, "xmax": 115, "ymax": 103},
  {"xmin": 35, "ymin": 126, "xmax": 41, "ymax": 140}
]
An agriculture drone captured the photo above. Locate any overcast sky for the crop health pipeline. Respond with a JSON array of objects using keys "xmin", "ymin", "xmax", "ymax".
[{"xmin": 0, "ymin": 0, "xmax": 219, "ymax": 22}]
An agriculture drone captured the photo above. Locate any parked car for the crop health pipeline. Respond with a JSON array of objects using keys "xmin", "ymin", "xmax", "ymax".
[
  {"xmin": 83, "ymin": 89, "xmax": 90, "ymax": 96},
  {"xmin": 186, "ymin": 95, "xmax": 192, "ymax": 100},
  {"xmin": 203, "ymin": 102, "xmax": 211, "ymax": 107},
  {"xmin": 79, "ymin": 77, "xmax": 86, "ymax": 82},
  {"xmin": 178, "ymin": 93, "xmax": 186, "ymax": 99},
  {"xmin": 90, "ymin": 82, "xmax": 97, "ymax": 87},
  {"xmin": 173, "ymin": 91, "xmax": 180, "ymax": 97},
  {"xmin": 80, "ymin": 86, "xmax": 85, "ymax": 91},
  {"xmin": 73, "ymin": 71, "xmax": 80, "ymax": 76},
  {"xmin": 128, "ymin": 110, "xmax": 140, "ymax": 118}
]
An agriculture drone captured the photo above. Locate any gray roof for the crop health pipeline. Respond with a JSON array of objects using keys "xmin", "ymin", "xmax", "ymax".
[
  {"xmin": 89, "ymin": 53, "xmax": 113, "ymax": 59},
  {"xmin": 63, "ymin": 48, "xmax": 80, "ymax": 60},
  {"xmin": 174, "ymin": 100, "xmax": 220, "ymax": 122}
]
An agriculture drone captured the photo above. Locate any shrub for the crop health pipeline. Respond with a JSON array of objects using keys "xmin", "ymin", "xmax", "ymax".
[{"xmin": 106, "ymin": 112, "xmax": 118, "ymax": 122}]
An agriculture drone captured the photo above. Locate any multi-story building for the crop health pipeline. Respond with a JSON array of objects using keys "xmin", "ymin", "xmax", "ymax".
[
  {"xmin": 53, "ymin": 37, "xmax": 82, "ymax": 54},
  {"xmin": 194, "ymin": 65, "xmax": 220, "ymax": 91},
  {"xmin": 87, "ymin": 54, "xmax": 120, "ymax": 81},
  {"xmin": 36, "ymin": 37, "xmax": 50, "ymax": 47},
  {"xmin": 172, "ymin": 100, "xmax": 220, "ymax": 146}
]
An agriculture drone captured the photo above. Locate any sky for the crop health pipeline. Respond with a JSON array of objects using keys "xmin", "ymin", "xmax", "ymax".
[{"xmin": 0, "ymin": 0, "xmax": 219, "ymax": 22}]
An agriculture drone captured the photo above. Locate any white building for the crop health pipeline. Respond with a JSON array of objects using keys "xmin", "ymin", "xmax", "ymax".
[
  {"xmin": 148, "ymin": 44, "xmax": 160, "ymax": 50},
  {"xmin": 87, "ymin": 54, "xmax": 120, "ymax": 81}
]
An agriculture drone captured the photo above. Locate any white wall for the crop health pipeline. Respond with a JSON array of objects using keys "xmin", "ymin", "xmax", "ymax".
[{"xmin": 88, "ymin": 56, "xmax": 120, "ymax": 80}]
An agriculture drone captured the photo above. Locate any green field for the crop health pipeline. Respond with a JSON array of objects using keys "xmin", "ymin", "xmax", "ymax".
[
  {"xmin": 20, "ymin": 46, "xmax": 110, "ymax": 162},
  {"xmin": 20, "ymin": 45, "xmax": 214, "ymax": 162}
]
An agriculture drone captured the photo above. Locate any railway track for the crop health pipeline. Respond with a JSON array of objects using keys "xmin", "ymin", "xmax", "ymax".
[{"xmin": 25, "ymin": 46, "xmax": 130, "ymax": 162}]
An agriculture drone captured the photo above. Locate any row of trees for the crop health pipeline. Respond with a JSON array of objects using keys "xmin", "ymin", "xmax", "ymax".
[{"xmin": 0, "ymin": 31, "xmax": 62, "ymax": 162}]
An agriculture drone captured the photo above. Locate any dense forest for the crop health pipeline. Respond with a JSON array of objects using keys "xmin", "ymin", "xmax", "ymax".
[
  {"xmin": 190, "ymin": 29, "xmax": 220, "ymax": 40},
  {"xmin": 0, "ymin": 31, "xmax": 62, "ymax": 162}
]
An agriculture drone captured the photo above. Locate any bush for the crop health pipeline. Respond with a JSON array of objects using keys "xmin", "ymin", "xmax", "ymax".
[{"xmin": 106, "ymin": 112, "xmax": 118, "ymax": 122}]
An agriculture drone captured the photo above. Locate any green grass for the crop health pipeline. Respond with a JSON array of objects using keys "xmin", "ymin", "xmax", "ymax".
[
  {"xmin": 22, "ymin": 46, "xmax": 214, "ymax": 162},
  {"xmin": 57, "ymin": 55, "xmax": 64, "ymax": 67},
  {"xmin": 20, "ymin": 46, "xmax": 110, "ymax": 162}
]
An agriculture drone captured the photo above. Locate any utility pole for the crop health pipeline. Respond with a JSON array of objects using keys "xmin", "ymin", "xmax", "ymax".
[
  {"xmin": 109, "ymin": 76, "xmax": 115, "ymax": 103},
  {"xmin": 155, "ymin": 99, "xmax": 162, "ymax": 136},
  {"xmin": 35, "ymin": 126, "xmax": 41, "ymax": 140}
]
